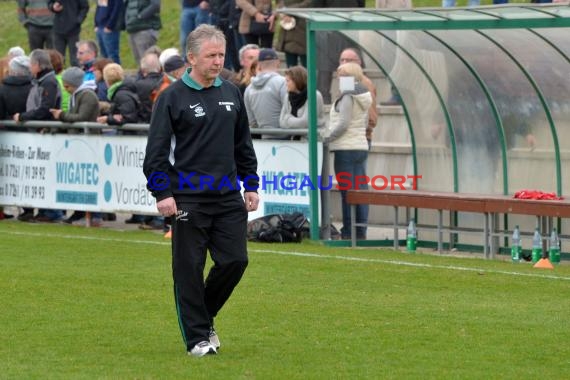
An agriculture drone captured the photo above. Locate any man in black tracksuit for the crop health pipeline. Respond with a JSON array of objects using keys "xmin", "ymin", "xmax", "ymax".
[{"xmin": 143, "ymin": 24, "xmax": 259, "ymax": 357}]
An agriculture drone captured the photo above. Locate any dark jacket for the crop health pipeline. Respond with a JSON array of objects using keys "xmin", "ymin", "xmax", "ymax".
[
  {"xmin": 95, "ymin": 0, "xmax": 124, "ymax": 30},
  {"xmin": 19, "ymin": 69, "xmax": 61, "ymax": 121},
  {"xmin": 106, "ymin": 81, "xmax": 140, "ymax": 125},
  {"xmin": 134, "ymin": 72, "xmax": 163, "ymax": 123},
  {"xmin": 48, "ymin": 0, "xmax": 89, "ymax": 35},
  {"xmin": 124, "ymin": 0, "xmax": 161, "ymax": 33},
  {"xmin": 143, "ymin": 73, "xmax": 258, "ymax": 202},
  {"xmin": 0, "ymin": 75, "xmax": 33, "ymax": 119}
]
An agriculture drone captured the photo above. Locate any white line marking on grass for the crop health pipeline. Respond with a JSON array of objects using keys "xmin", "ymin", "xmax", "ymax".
[
  {"xmin": 251, "ymin": 249, "xmax": 570, "ymax": 282},
  {"xmin": 3, "ymin": 229, "xmax": 569, "ymax": 281},
  {"xmin": 1, "ymin": 230, "xmax": 171, "ymax": 246}
]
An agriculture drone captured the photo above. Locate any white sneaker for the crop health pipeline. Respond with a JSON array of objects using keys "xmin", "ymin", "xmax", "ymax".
[
  {"xmin": 188, "ymin": 341, "xmax": 217, "ymax": 357},
  {"xmin": 209, "ymin": 328, "xmax": 220, "ymax": 350}
]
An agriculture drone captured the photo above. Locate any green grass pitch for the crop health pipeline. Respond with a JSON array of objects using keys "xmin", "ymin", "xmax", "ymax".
[{"xmin": 1, "ymin": 220, "xmax": 569, "ymax": 379}]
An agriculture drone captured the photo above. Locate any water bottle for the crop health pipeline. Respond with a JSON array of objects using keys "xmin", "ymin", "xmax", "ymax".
[
  {"xmin": 406, "ymin": 219, "xmax": 417, "ymax": 252},
  {"xmin": 531, "ymin": 228, "xmax": 542, "ymax": 263},
  {"xmin": 511, "ymin": 225, "xmax": 522, "ymax": 263},
  {"xmin": 549, "ymin": 228, "xmax": 561, "ymax": 265}
]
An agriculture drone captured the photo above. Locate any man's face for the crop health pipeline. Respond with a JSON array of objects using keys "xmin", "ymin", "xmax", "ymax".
[
  {"xmin": 187, "ymin": 39, "xmax": 225, "ymax": 85},
  {"xmin": 241, "ymin": 48, "xmax": 259, "ymax": 70},
  {"xmin": 339, "ymin": 50, "xmax": 361, "ymax": 66},
  {"xmin": 77, "ymin": 44, "xmax": 95, "ymax": 65},
  {"xmin": 30, "ymin": 60, "xmax": 40, "ymax": 77}
]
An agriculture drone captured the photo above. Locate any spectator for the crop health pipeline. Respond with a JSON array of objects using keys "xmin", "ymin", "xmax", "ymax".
[
  {"xmin": 163, "ymin": 55, "xmax": 186, "ymax": 81},
  {"xmin": 210, "ymin": 0, "xmax": 243, "ymax": 71},
  {"xmin": 279, "ymin": 65, "xmax": 325, "ymax": 132},
  {"xmin": 17, "ymin": 0, "xmax": 54, "ymax": 50},
  {"xmin": 96, "ymin": 63, "xmax": 140, "ymax": 126},
  {"xmin": 50, "ymin": 67, "xmax": 99, "ymax": 125},
  {"xmin": 134, "ymin": 52, "xmax": 166, "ymax": 123},
  {"xmin": 244, "ymin": 48, "xmax": 288, "ymax": 138},
  {"xmin": 179, "ymin": 1, "xmax": 211, "ymax": 55},
  {"xmin": 124, "ymin": 0, "xmax": 162, "ymax": 64},
  {"xmin": 338, "ymin": 47, "xmax": 378, "ymax": 145},
  {"xmin": 321, "ymin": 62, "xmax": 372, "ymax": 240},
  {"xmin": 14, "ymin": 49, "xmax": 61, "ymax": 123},
  {"xmin": 276, "ymin": 0, "xmax": 310, "ymax": 68},
  {"xmin": 0, "ymin": 56, "xmax": 32, "ymax": 221},
  {"xmin": 47, "ymin": 49, "xmax": 69, "ymax": 113},
  {"xmin": 0, "ymin": 56, "xmax": 33, "ymax": 120},
  {"xmin": 48, "ymin": 0, "xmax": 90, "ymax": 67},
  {"xmin": 158, "ymin": 47, "xmax": 180, "ymax": 67},
  {"xmin": 236, "ymin": 0, "xmax": 275, "ymax": 48},
  {"xmin": 76, "ymin": 40, "xmax": 98, "ymax": 82},
  {"xmin": 234, "ymin": 43, "xmax": 259, "ymax": 94},
  {"xmin": 95, "ymin": 0, "xmax": 123, "ymax": 64},
  {"xmin": 8, "ymin": 46, "xmax": 26, "ymax": 59},
  {"xmin": 93, "ymin": 58, "xmax": 114, "ymax": 102},
  {"xmin": 14, "ymin": 49, "xmax": 63, "ymax": 223}
]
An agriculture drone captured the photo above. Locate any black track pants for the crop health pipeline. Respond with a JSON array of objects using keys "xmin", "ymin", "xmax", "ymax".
[{"xmin": 171, "ymin": 197, "xmax": 249, "ymax": 350}]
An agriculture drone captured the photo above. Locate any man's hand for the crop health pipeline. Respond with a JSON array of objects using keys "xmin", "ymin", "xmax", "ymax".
[
  {"xmin": 50, "ymin": 108, "xmax": 62, "ymax": 120},
  {"xmin": 157, "ymin": 197, "xmax": 177, "ymax": 217},
  {"xmin": 53, "ymin": 2, "xmax": 63, "ymax": 12},
  {"xmin": 244, "ymin": 192, "xmax": 259, "ymax": 212},
  {"xmin": 13, "ymin": 113, "xmax": 20, "ymax": 122},
  {"xmin": 96, "ymin": 115, "xmax": 107, "ymax": 124}
]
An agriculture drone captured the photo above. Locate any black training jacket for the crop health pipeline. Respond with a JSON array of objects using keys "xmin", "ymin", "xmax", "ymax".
[{"xmin": 143, "ymin": 72, "xmax": 259, "ymax": 203}]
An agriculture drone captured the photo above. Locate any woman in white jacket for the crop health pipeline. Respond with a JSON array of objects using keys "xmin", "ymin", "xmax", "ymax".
[
  {"xmin": 279, "ymin": 65, "xmax": 325, "ymax": 133},
  {"xmin": 322, "ymin": 62, "xmax": 372, "ymax": 239}
]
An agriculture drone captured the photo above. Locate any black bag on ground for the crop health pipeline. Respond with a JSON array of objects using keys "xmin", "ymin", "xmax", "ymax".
[{"xmin": 247, "ymin": 212, "xmax": 308, "ymax": 243}]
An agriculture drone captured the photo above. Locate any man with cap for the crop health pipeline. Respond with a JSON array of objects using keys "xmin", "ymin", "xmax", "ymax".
[
  {"xmin": 163, "ymin": 55, "xmax": 187, "ymax": 81},
  {"xmin": 50, "ymin": 67, "xmax": 99, "ymax": 124},
  {"xmin": 243, "ymin": 47, "xmax": 288, "ymax": 139}
]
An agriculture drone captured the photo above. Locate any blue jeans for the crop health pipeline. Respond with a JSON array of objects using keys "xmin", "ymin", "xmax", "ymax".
[
  {"xmin": 442, "ymin": 0, "xmax": 480, "ymax": 6},
  {"xmin": 334, "ymin": 150, "xmax": 369, "ymax": 239},
  {"xmin": 96, "ymin": 28, "xmax": 121, "ymax": 64},
  {"xmin": 180, "ymin": 5, "xmax": 211, "ymax": 55}
]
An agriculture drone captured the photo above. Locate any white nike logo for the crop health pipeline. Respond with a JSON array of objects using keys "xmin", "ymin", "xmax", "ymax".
[{"xmin": 189, "ymin": 103, "xmax": 200, "ymax": 109}]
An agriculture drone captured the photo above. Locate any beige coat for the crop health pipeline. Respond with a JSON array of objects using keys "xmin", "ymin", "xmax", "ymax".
[
  {"xmin": 376, "ymin": 0, "xmax": 413, "ymax": 8},
  {"xmin": 236, "ymin": 0, "xmax": 274, "ymax": 35}
]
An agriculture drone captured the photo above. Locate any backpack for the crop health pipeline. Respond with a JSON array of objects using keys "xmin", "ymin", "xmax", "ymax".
[{"xmin": 247, "ymin": 212, "xmax": 309, "ymax": 243}]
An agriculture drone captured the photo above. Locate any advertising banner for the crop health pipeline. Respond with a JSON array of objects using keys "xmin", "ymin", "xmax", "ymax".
[{"xmin": 0, "ymin": 132, "xmax": 321, "ymax": 220}]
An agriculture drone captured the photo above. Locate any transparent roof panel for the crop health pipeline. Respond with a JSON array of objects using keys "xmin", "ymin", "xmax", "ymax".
[{"xmin": 298, "ymin": 4, "xmax": 570, "ymax": 196}]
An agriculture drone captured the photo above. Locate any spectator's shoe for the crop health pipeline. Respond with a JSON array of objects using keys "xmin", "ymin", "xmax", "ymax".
[
  {"xmin": 17, "ymin": 211, "xmax": 35, "ymax": 222},
  {"xmin": 102, "ymin": 213, "xmax": 117, "ymax": 221},
  {"xmin": 139, "ymin": 219, "xmax": 164, "ymax": 230},
  {"xmin": 209, "ymin": 328, "xmax": 220, "ymax": 350},
  {"xmin": 188, "ymin": 341, "xmax": 217, "ymax": 357},
  {"xmin": 63, "ymin": 211, "xmax": 85, "ymax": 224},
  {"xmin": 72, "ymin": 217, "xmax": 103, "ymax": 227}
]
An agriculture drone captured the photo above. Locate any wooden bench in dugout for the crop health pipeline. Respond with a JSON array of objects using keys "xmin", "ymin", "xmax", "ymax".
[{"xmin": 346, "ymin": 190, "xmax": 570, "ymax": 259}]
